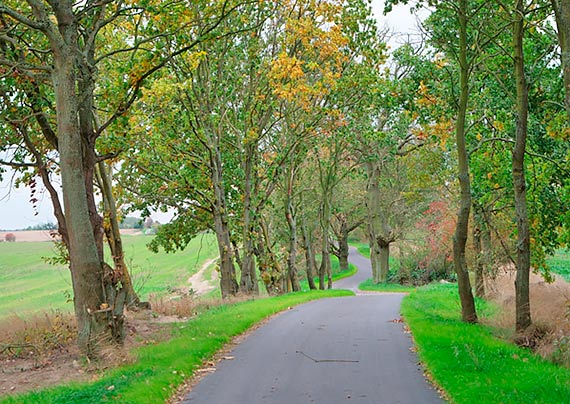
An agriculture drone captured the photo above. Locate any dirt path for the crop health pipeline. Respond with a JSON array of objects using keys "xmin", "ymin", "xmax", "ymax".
[{"xmin": 187, "ymin": 258, "xmax": 218, "ymax": 295}]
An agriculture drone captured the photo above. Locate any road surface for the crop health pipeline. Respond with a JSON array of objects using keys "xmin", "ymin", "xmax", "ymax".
[{"xmin": 182, "ymin": 249, "xmax": 443, "ymax": 404}]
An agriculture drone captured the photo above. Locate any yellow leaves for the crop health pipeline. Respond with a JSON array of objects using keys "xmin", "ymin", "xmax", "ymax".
[
  {"xmin": 493, "ymin": 120, "xmax": 505, "ymax": 132},
  {"xmin": 417, "ymin": 81, "xmax": 436, "ymax": 107},
  {"xmin": 180, "ymin": 51, "xmax": 207, "ymax": 71}
]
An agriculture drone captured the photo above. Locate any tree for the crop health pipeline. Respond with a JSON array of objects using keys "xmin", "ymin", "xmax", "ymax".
[
  {"xmin": 551, "ymin": 0, "xmax": 570, "ymax": 118},
  {"xmin": 0, "ymin": 0, "xmax": 249, "ymax": 356}
]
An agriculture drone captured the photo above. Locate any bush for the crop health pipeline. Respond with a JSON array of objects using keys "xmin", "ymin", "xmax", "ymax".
[{"xmin": 4, "ymin": 233, "xmax": 16, "ymax": 242}]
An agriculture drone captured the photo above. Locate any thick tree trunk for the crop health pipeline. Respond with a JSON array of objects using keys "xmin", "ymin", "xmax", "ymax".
[
  {"xmin": 368, "ymin": 225, "xmax": 380, "ymax": 283},
  {"xmin": 53, "ymin": 47, "xmax": 112, "ymax": 356},
  {"xmin": 513, "ymin": 0, "xmax": 532, "ymax": 332},
  {"xmin": 256, "ymin": 218, "xmax": 284, "ymax": 294},
  {"xmin": 239, "ymin": 143, "xmax": 259, "ymax": 294},
  {"xmin": 552, "ymin": 0, "xmax": 570, "ymax": 119},
  {"xmin": 211, "ymin": 148, "xmax": 239, "ymax": 298},
  {"xmin": 377, "ymin": 239, "xmax": 390, "ymax": 284},
  {"xmin": 338, "ymin": 229, "xmax": 350, "ymax": 272},
  {"xmin": 301, "ymin": 218, "xmax": 317, "ymax": 290},
  {"xmin": 452, "ymin": 0, "xmax": 478, "ymax": 324}
]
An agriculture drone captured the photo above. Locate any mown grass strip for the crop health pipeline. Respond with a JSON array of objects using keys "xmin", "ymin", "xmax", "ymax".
[
  {"xmin": 358, "ymin": 279, "xmax": 415, "ymax": 293},
  {"xmin": 402, "ymin": 284, "xmax": 570, "ymax": 404},
  {"xmin": 1, "ymin": 289, "xmax": 352, "ymax": 404}
]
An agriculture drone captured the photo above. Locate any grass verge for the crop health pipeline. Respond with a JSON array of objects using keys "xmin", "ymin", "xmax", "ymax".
[
  {"xmin": 402, "ymin": 283, "xmax": 570, "ymax": 403},
  {"xmin": 358, "ymin": 279, "xmax": 415, "ymax": 293},
  {"xmin": 1, "ymin": 289, "xmax": 352, "ymax": 404}
]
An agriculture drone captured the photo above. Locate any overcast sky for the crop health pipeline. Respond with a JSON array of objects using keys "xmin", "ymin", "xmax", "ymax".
[{"xmin": 0, "ymin": 1, "xmax": 424, "ymax": 231}]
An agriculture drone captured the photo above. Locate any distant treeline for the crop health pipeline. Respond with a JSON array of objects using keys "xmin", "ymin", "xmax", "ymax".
[{"xmin": 4, "ymin": 217, "xmax": 144, "ymax": 232}]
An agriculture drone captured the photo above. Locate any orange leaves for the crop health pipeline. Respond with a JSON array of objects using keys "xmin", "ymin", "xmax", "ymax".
[{"xmin": 268, "ymin": 0, "xmax": 349, "ymax": 109}]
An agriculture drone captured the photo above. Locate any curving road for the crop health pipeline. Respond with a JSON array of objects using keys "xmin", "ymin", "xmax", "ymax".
[{"xmin": 182, "ymin": 249, "xmax": 443, "ymax": 404}]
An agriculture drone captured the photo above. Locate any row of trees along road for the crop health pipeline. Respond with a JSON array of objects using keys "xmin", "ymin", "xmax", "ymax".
[{"xmin": 1, "ymin": 0, "xmax": 569, "ymax": 356}]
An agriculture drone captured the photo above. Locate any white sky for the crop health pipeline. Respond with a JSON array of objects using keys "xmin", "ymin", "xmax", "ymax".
[{"xmin": 0, "ymin": 1, "xmax": 424, "ymax": 230}]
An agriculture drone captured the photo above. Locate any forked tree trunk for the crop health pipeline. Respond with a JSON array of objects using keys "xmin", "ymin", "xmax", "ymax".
[
  {"xmin": 452, "ymin": 0, "xmax": 478, "ymax": 323},
  {"xmin": 513, "ymin": 0, "xmax": 532, "ymax": 332}
]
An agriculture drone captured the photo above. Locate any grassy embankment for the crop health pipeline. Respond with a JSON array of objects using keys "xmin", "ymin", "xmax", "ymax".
[
  {"xmin": 403, "ymin": 284, "xmax": 570, "ymax": 403},
  {"xmin": 1, "ymin": 289, "xmax": 352, "ymax": 404},
  {"xmin": 0, "ymin": 234, "xmax": 218, "ymax": 320}
]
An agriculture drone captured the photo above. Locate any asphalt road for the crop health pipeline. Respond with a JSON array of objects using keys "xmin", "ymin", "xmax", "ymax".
[{"xmin": 182, "ymin": 250, "xmax": 443, "ymax": 404}]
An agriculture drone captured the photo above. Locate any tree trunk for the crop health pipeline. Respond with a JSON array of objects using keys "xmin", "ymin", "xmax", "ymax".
[
  {"xmin": 552, "ymin": 0, "xmax": 570, "ymax": 119},
  {"xmin": 337, "ymin": 219, "xmax": 350, "ymax": 272},
  {"xmin": 513, "ymin": 0, "xmax": 532, "ymax": 332},
  {"xmin": 377, "ymin": 239, "xmax": 390, "ymax": 284},
  {"xmin": 285, "ymin": 176, "xmax": 301, "ymax": 292},
  {"xmin": 239, "ymin": 143, "xmax": 259, "ymax": 294},
  {"xmin": 211, "ymin": 148, "xmax": 239, "ymax": 298},
  {"xmin": 452, "ymin": 0, "xmax": 478, "ymax": 324},
  {"xmin": 96, "ymin": 162, "xmax": 145, "ymax": 309},
  {"xmin": 319, "ymin": 195, "xmax": 333, "ymax": 289},
  {"xmin": 256, "ymin": 218, "xmax": 284, "ymax": 294},
  {"xmin": 53, "ymin": 39, "xmax": 113, "ymax": 356},
  {"xmin": 368, "ymin": 225, "xmax": 381, "ymax": 283},
  {"xmin": 301, "ymin": 218, "xmax": 317, "ymax": 290},
  {"xmin": 472, "ymin": 214, "xmax": 485, "ymax": 298}
]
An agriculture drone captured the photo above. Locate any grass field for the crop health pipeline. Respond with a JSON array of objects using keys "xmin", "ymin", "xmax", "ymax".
[
  {"xmin": 548, "ymin": 249, "xmax": 570, "ymax": 280},
  {"xmin": 0, "ymin": 234, "xmax": 218, "ymax": 320}
]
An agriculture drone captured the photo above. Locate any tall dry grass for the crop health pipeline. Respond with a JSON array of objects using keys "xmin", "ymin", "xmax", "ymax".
[{"xmin": 485, "ymin": 267, "xmax": 570, "ymax": 364}]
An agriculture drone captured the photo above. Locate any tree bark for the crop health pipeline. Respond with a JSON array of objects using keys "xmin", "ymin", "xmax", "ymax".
[
  {"xmin": 301, "ymin": 218, "xmax": 317, "ymax": 290},
  {"xmin": 96, "ymin": 162, "xmax": 144, "ymax": 309},
  {"xmin": 377, "ymin": 239, "xmax": 390, "ymax": 284},
  {"xmin": 552, "ymin": 0, "xmax": 570, "ymax": 119},
  {"xmin": 452, "ymin": 0, "xmax": 478, "ymax": 323},
  {"xmin": 211, "ymin": 147, "xmax": 239, "ymax": 298},
  {"xmin": 239, "ymin": 142, "xmax": 259, "ymax": 294},
  {"xmin": 52, "ymin": 27, "xmax": 113, "ymax": 355},
  {"xmin": 285, "ymin": 168, "xmax": 301, "ymax": 292},
  {"xmin": 472, "ymin": 213, "xmax": 485, "ymax": 298},
  {"xmin": 513, "ymin": 0, "xmax": 532, "ymax": 332}
]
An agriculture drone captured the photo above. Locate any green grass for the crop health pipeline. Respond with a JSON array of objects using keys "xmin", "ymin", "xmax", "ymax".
[
  {"xmin": 352, "ymin": 241, "xmax": 370, "ymax": 258},
  {"xmin": 358, "ymin": 279, "xmax": 416, "ymax": 293},
  {"xmin": 1, "ymin": 289, "xmax": 353, "ymax": 404},
  {"xmin": 547, "ymin": 249, "xmax": 570, "ymax": 281},
  {"xmin": 299, "ymin": 255, "xmax": 358, "ymax": 291},
  {"xmin": 402, "ymin": 283, "xmax": 570, "ymax": 403},
  {"xmin": 0, "ymin": 234, "xmax": 218, "ymax": 320}
]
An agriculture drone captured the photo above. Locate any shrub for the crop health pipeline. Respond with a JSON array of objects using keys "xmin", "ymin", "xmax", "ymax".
[{"xmin": 4, "ymin": 233, "xmax": 16, "ymax": 242}]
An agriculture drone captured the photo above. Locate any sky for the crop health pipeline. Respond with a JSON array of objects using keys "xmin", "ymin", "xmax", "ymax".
[{"xmin": 0, "ymin": 1, "xmax": 425, "ymax": 231}]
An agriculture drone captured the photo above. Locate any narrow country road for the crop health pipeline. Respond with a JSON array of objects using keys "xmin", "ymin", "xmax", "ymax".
[{"xmin": 182, "ymin": 249, "xmax": 443, "ymax": 404}]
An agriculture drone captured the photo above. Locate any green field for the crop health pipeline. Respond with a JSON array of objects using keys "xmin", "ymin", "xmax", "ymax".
[
  {"xmin": 548, "ymin": 249, "xmax": 570, "ymax": 280},
  {"xmin": 0, "ymin": 234, "xmax": 218, "ymax": 320}
]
